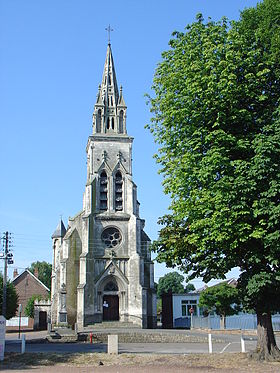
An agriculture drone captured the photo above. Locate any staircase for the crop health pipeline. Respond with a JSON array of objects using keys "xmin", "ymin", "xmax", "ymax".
[
  {"xmin": 84, "ymin": 321, "xmax": 140, "ymax": 331},
  {"xmin": 47, "ymin": 327, "xmax": 77, "ymax": 342}
]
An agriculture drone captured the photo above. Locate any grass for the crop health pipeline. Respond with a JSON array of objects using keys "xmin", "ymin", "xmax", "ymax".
[{"xmin": 1, "ymin": 352, "xmax": 280, "ymax": 372}]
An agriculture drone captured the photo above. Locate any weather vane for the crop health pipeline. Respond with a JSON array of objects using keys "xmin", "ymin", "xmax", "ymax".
[{"xmin": 105, "ymin": 24, "xmax": 113, "ymax": 44}]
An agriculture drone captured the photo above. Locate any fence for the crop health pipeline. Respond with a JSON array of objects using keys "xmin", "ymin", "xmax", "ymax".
[
  {"xmin": 174, "ymin": 314, "xmax": 280, "ymax": 330},
  {"xmin": 6, "ymin": 317, "xmax": 29, "ymax": 327}
]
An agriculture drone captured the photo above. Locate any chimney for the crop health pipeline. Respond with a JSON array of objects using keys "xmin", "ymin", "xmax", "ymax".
[
  {"xmin": 13, "ymin": 268, "xmax": 18, "ymax": 279},
  {"xmin": 34, "ymin": 267, "xmax": 39, "ymax": 278}
]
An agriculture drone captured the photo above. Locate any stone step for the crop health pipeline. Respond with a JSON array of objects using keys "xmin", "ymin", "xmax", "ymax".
[
  {"xmin": 84, "ymin": 321, "xmax": 140, "ymax": 330},
  {"xmin": 47, "ymin": 327, "xmax": 77, "ymax": 343}
]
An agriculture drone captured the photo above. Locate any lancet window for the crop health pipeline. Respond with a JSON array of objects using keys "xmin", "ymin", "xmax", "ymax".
[
  {"xmin": 96, "ymin": 109, "xmax": 101, "ymax": 133},
  {"xmin": 115, "ymin": 171, "xmax": 123, "ymax": 211},
  {"xmin": 119, "ymin": 110, "xmax": 123, "ymax": 133},
  {"xmin": 100, "ymin": 170, "xmax": 108, "ymax": 211}
]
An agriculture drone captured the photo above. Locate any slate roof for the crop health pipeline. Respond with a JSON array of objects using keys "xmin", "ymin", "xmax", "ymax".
[
  {"xmin": 141, "ymin": 230, "xmax": 151, "ymax": 242},
  {"xmin": 51, "ymin": 219, "xmax": 66, "ymax": 239}
]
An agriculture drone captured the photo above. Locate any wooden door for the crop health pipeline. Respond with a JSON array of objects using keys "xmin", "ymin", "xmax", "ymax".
[
  {"xmin": 103, "ymin": 295, "xmax": 119, "ymax": 321},
  {"xmin": 39, "ymin": 311, "xmax": 47, "ymax": 330}
]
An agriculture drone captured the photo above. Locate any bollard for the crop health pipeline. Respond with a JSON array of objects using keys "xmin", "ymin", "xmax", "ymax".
[
  {"xmin": 241, "ymin": 335, "xmax": 246, "ymax": 353},
  {"xmin": 208, "ymin": 333, "xmax": 213, "ymax": 354},
  {"xmin": 21, "ymin": 334, "xmax": 25, "ymax": 354},
  {"xmin": 90, "ymin": 332, "xmax": 93, "ymax": 344},
  {"xmin": 108, "ymin": 335, "xmax": 118, "ymax": 354}
]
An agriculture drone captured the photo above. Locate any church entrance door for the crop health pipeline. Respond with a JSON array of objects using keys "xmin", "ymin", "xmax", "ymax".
[{"xmin": 103, "ymin": 295, "xmax": 119, "ymax": 321}]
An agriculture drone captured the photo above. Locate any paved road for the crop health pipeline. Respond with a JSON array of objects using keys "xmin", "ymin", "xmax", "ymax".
[
  {"xmin": 5, "ymin": 329, "xmax": 280, "ymax": 355},
  {"xmin": 5, "ymin": 340, "xmax": 258, "ymax": 354}
]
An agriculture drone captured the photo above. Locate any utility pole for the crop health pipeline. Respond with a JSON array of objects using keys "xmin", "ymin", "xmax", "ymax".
[
  {"xmin": 1, "ymin": 232, "xmax": 13, "ymax": 318},
  {"xmin": 2, "ymin": 232, "xmax": 8, "ymax": 318}
]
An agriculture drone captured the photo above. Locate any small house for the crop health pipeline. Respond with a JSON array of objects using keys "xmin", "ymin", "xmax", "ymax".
[{"xmin": 7, "ymin": 269, "xmax": 50, "ymax": 330}]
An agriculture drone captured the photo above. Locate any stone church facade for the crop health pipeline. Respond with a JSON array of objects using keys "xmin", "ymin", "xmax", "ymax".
[{"xmin": 51, "ymin": 43, "xmax": 157, "ymax": 329}]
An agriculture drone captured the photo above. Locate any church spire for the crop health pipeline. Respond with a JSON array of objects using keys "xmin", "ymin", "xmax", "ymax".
[
  {"xmin": 92, "ymin": 43, "xmax": 127, "ymax": 135},
  {"xmin": 101, "ymin": 43, "xmax": 119, "ymax": 108}
]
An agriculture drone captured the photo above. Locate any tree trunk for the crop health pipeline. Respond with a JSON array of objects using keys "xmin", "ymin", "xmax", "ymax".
[
  {"xmin": 250, "ymin": 311, "xmax": 280, "ymax": 361},
  {"xmin": 220, "ymin": 314, "xmax": 225, "ymax": 330}
]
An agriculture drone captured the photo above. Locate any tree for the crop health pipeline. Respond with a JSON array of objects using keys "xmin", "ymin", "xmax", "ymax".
[
  {"xmin": 25, "ymin": 295, "xmax": 43, "ymax": 318},
  {"xmin": 28, "ymin": 261, "xmax": 52, "ymax": 290},
  {"xmin": 185, "ymin": 283, "xmax": 195, "ymax": 293},
  {"xmin": 0, "ymin": 274, "xmax": 18, "ymax": 319},
  {"xmin": 199, "ymin": 283, "xmax": 240, "ymax": 329},
  {"xmin": 157, "ymin": 272, "xmax": 185, "ymax": 297},
  {"xmin": 147, "ymin": 0, "xmax": 280, "ymax": 360}
]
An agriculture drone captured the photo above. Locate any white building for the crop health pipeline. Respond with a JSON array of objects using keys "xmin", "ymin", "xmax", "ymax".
[
  {"xmin": 162, "ymin": 279, "xmax": 237, "ymax": 328},
  {"xmin": 162, "ymin": 292, "xmax": 201, "ymax": 328}
]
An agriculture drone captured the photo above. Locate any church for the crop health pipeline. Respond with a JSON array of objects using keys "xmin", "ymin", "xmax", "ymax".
[{"xmin": 51, "ymin": 42, "xmax": 157, "ymax": 329}]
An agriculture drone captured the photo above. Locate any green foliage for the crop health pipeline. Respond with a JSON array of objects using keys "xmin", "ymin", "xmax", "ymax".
[
  {"xmin": 154, "ymin": 282, "xmax": 158, "ymax": 295},
  {"xmin": 0, "ymin": 274, "xmax": 18, "ymax": 319},
  {"xmin": 24, "ymin": 295, "xmax": 42, "ymax": 318},
  {"xmin": 28, "ymin": 261, "xmax": 52, "ymax": 290},
  {"xmin": 148, "ymin": 0, "xmax": 280, "ymax": 317},
  {"xmin": 157, "ymin": 271, "xmax": 185, "ymax": 297},
  {"xmin": 199, "ymin": 283, "xmax": 240, "ymax": 317},
  {"xmin": 185, "ymin": 283, "xmax": 195, "ymax": 293},
  {"xmin": 239, "ymin": 271, "xmax": 280, "ymax": 313},
  {"xmin": 157, "ymin": 298, "xmax": 162, "ymax": 315}
]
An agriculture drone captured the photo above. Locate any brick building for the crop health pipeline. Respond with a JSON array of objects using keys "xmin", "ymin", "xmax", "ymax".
[{"xmin": 10, "ymin": 269, "xmax": 50, "ymax": 329}]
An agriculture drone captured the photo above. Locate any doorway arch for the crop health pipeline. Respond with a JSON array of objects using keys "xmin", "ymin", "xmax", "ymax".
[{"xmin": 102, "ymin": 278, "xmax": 119, "ymax": 321}]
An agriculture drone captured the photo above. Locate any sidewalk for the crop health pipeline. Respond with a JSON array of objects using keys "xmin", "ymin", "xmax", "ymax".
[{"xmin": 5, "ymin": 330, "xmax": 48, "ymax": 341}]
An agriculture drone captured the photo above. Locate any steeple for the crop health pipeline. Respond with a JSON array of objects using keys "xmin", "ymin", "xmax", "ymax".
[
  {"xmin": 92, "ymin": 44, "xmax": 127, "ymax": 135},
  {"xmin": 101, "ymin": 43, "xmax": 119, "ymax": 107}
]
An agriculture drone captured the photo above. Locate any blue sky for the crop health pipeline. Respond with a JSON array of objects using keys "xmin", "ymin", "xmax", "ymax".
[{"xmin": 0, "ymin": 0, "xmax": 260, "ymax": 286}]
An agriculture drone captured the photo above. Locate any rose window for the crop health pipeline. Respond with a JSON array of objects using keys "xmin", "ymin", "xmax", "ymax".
[{"xmin": 101, "ymin": 227, "xmax": 122, "ymax": 248}]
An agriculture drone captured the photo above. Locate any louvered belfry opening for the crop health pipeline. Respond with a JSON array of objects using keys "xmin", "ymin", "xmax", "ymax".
[
  {"xmin": 100, "ymin": 170, "xmax": 108, "ymax": 210},
  {"xmin": 115, "ymin": 171, "xmax": 123, "ymax": 211}
]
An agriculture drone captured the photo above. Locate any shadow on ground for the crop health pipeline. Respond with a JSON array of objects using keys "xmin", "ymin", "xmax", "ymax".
[{"xmin": 1, "ymin": 352, "xmax": 80, "ymax": 370}]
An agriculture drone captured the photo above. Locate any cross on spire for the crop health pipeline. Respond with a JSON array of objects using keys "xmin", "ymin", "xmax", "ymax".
[{"xmin": 105, "ymin": 24, "xmax": 113, "ymax": 44}]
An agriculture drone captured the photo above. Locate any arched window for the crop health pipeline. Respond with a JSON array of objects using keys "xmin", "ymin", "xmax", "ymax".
[
  {"xmin": 115, "ymin": 171, "xmax": 123, "ymax": 211},
  {"xmin": 111, "ymin": 96, "xmax": 113, "ymax": 106},
  {"xmin": 119, "ymin": 110, "xmax": 123, "ymax": 133},
  {"xmin": 106, "ymin": 117, "xmax": 110, "ymax": 130},
  {"xmin": 100, "ymin": 171, "xmax": 108, "ymax": 211},
  {"xmin": 96, "ymin": 109, "xmax": 101, "ymax": 133},
  {"xmin": 112, "ymin": 117, "xmax": 114, "ymax": 130}
]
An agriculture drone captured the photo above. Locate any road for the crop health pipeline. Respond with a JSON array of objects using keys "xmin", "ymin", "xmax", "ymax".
[
  {"xmin": 5, "ymin": 336, "xmax": 259, "ymax": 354},
  {"xmin": 5, "ymin": 329, "xmax": 280, "ymax": 354}
]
